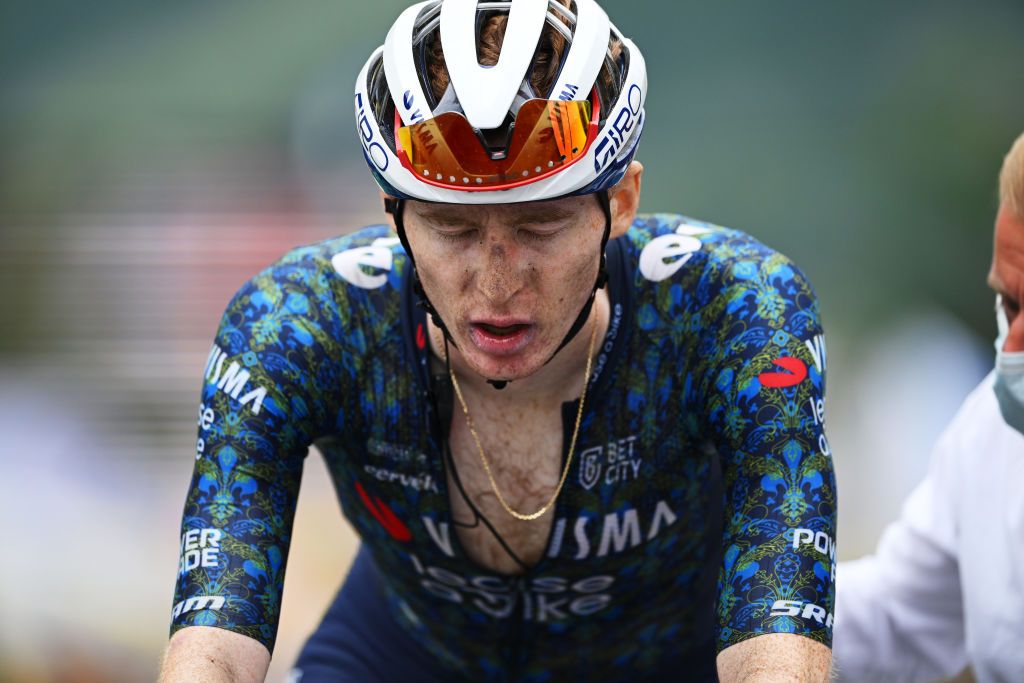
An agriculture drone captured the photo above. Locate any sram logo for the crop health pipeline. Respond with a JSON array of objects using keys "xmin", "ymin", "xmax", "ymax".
[
  {"xmin": 770, "ymin": 599, "xmax": 833, "ymax": 628},
  {"xmin": 331, "ymin": 237, "xmax": 402, "ymax": 289},
  {"xmin": 638, "ymin": 224, "xmax": 710, "ymax": 282},
  {"xmin": 171, "ymin": 595, "xmax": 225, "ymax": 619}
]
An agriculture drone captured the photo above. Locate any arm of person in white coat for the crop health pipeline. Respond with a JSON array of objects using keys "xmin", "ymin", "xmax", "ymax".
[{"xmin": 832, "ymin": 417, "xmax": 968, "ymax": 682}]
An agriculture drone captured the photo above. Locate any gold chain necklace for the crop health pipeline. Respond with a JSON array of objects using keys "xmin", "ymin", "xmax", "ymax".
[{"xmin": 448, "ymin": 320, "xmax": 598, "ymax": 522}]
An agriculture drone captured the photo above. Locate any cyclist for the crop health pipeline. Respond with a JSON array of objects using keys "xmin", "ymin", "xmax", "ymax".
[{"xmin": 161, "ymin": 1, "xmax": 836, "ymax": 681}]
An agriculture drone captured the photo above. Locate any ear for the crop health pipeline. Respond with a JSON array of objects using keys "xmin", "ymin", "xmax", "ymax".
[{"xmin": 607, "ymin": 161, "xmax": 644, "ymax": 239}]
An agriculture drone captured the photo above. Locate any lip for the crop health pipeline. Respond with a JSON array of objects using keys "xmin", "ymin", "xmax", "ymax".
[{"xmin": 467, "ymin": 319, "xmax": 535, "ymax": 356}]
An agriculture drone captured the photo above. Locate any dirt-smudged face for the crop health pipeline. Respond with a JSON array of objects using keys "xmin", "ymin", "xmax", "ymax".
[{"xmin": 403, "ymin": 194, "xmax": 607, "ymax": 381}]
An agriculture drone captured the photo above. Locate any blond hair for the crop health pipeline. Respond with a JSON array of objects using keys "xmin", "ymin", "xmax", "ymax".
[{"xmin": 1000, "ymin": 131, "xmax": 1024, "ymax": 217}]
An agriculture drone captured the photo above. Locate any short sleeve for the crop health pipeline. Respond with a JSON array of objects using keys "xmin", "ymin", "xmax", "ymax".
[
  {"xmin": 168, "ymin": 253, "xmax": 344, "ymax": 652},
  {"xmin": 700, "ymin": 246, "xmax": 837, "ymax": 652}
]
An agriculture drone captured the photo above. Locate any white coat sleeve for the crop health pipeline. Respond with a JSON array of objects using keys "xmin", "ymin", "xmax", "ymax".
[{"xmin": 833, "ymin": 420, "xmax": 968, "ymax": 682}]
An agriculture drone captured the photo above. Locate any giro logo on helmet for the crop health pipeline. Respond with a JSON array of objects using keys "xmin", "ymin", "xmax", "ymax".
[
  {"xmin": 355, "ymin": 93, "xmax": 390, "ymax": 172},
  {"xmin": 593, "ymin": 84, "xmax": 644, "ymax": 174}
]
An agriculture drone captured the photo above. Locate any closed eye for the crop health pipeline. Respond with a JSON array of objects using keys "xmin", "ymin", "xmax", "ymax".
[
  {"xmin": 434, "ymin": 229, "xmax": 477, "ymax": 243},
  {"xmin": 517, "ymin": 226, "xmax": 566, "ymax": 242}
]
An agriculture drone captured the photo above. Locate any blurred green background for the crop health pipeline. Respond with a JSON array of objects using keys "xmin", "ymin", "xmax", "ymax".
[{"xmin": 1, "ymin": 1, "xmax": 1022, "ymax": 681}]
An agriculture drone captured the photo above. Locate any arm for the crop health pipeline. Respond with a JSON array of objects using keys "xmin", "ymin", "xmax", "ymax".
[
  {"xmin": 159, "ymin": 626, "xmax": 270, "ymax": 683},
  {"xmin": 832, "ymin": 418, "xmax": 967, "ymax": 682},
  {"xmin": 166, "ymin": 254, "xmax": 344, "ymax": 672},
  {"xmin": 699, "ymin": 241, "xmax": 837, "ymax": 680},
  {"xmin": 718, "ymin": 633, "xmax": 831, "ymax": 682}
]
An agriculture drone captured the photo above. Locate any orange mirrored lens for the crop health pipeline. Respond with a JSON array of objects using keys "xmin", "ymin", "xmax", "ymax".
[{"xmin": 396, "ymin": 99, "xmax": 593, "ymax": 189}]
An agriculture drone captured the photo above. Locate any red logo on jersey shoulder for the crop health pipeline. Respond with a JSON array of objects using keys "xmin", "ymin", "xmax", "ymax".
[
  {"xmin": 758, "ymin": 357, "xmax": 808, "ymax": 388},
  {"xmin": 416, "ymin": 323, "xmax": 426, "ymax": 350},
  {"xmin": 355, "ymin": 481, "xmax": 412, "ymax": 542}
]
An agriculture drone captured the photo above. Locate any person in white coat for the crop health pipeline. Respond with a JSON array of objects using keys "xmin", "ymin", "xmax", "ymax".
[{"xmin": 833, "ymin": 132, "xmax": 1024, "ymax": 683}]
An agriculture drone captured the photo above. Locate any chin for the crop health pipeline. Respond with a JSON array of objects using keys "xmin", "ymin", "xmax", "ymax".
[
  {"xmin": 460, "ymin": 342, "xmax": 549, "ymax": 382},
  {"xmin": 467, "ymin": 355, "xmax": 542, "ymax": 382}
]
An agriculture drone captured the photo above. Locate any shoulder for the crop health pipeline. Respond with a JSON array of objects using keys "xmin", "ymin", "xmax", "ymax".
[
  {"xmin": 255, "ymin": 224, "xmax": 407, "ymax": 294},
  {"xmin": 214, "ymin": 225, "xmax": 409, "ymax": 359},
  {"xmin": 620, "ymin": 213, "xmax": 819, "ymax": 326},
  {"xmin": 230, "ymin": 225, "xmax": 409, "ymax": 318},
  {"xmin": 623, "ymin": 213, "xmax": 810, "ymax": 288}
]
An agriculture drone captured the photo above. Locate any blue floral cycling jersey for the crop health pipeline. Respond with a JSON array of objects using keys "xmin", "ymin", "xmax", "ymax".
[{"xmin": 170, "ymin": 213, "xmax": 837, "ymax": 682}]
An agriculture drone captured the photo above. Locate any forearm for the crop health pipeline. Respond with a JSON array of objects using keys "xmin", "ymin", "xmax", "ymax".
[
  {"xmin": 159, "ymin": 627, "xmax": 270, "ymax": 683},
  {"xmin": 717, "ymin": 634, "xmax": 832, "ymax": 683}
]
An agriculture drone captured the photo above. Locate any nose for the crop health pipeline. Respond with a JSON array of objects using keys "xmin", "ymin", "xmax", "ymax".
[{"xmin": 476, "ymin": 237, "xmax": 525, "ymax": 305}]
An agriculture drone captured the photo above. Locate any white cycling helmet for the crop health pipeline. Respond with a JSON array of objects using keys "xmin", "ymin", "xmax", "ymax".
[{"xmin": 354, "ymin": 0, "xmax": 647, "ymax": 204}]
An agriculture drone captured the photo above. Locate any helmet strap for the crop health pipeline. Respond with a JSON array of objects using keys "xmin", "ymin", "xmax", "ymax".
[
  {"xmin": 386, "ymin": 196, "xmax": 457, "ymax": 347},
  {"xmin": 549, "ymin": 190, "xmax": 611, "ymax": 362}
]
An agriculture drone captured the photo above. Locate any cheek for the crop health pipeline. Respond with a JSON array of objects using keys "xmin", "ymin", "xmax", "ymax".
[
  {"xmin": 543, "ymin": 249, "xmax": 599, "ymax": 299},
  {"xmin": 414, "ymin": 255, "xmax": 466, "ymax": 301}
]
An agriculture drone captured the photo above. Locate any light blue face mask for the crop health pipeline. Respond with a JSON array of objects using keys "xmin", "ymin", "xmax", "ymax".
[{"xmin": 993, "ymin": 294, "xmax": 1024, "ymax": 434}]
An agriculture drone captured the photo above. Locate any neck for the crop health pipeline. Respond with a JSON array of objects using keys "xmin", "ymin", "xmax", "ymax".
[{"xmin": 428, "ymin": 289, "xmax": 610, "ymax": 406}]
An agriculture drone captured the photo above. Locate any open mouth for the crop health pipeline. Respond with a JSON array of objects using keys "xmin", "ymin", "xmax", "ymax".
[
  {"xmin": 476, "ymin": 322, "xmax": 529, "ymax": 336},
  {"xmin": 468, "ymin": 321, "xmax": 534, "ymax": 356}
]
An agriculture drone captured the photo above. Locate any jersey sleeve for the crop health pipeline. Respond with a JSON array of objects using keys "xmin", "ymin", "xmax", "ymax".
[
  {"xmin": 699, "ymin": 244, "xmax": 837, "ymax": 652},
  {"xmin": 169, "ymin": 252, "xmax": 343, "ymax": 653}
]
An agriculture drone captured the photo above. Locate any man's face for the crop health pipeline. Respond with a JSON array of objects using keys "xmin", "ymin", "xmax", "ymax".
[
  {"xmin": 989, "ymin": 203, "xmax": 1024, "ymax": 352},
  {"xmin": 403, "ymin": 194, "xmax": 606, "ymax": 380}
]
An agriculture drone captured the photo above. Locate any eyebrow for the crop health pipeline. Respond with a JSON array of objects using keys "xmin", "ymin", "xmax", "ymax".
[
  {"xmin": 414, "ymin": 206, "xmax": 482, "ymax": 229},
  {"xmin": 513, "ymin": 205, "xmax": 577, "ymax": 225},
  {"xmin": 417, "ymin": 203, "xmax": 578, "ymax": 228}
]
